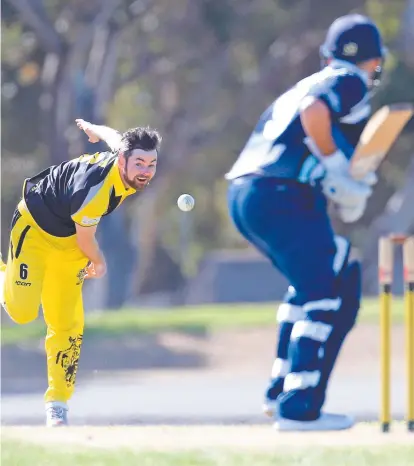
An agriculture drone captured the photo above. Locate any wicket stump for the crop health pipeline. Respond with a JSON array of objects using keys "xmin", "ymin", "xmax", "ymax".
[{"xmin": 378, "ymin": 234, "xmax": 414, "ymax": 433}]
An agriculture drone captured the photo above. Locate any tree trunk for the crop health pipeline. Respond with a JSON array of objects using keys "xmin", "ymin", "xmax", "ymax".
[{"xmin": 399, "ymin": 0, "xmax": 414, "ymax": 68}]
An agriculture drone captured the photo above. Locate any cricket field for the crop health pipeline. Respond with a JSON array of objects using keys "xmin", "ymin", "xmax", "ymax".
[{"xmin": 1, "ymin": 300, "xmax": 413, "ymax": 465}]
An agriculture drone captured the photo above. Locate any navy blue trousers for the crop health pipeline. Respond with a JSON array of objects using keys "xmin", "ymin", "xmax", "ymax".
[{"xmin": 227, "ymin": 176, "xmax": 359, "ymax": 420}]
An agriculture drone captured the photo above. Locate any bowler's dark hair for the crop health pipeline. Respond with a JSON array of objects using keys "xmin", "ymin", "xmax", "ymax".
[{"xmin": 120, "ymin": 126, "xmax": 162, "ymax": 157}]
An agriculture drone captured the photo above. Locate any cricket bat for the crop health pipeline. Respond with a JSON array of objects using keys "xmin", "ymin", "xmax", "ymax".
[{"xmin": 349, "ymin": 103, "xmax": 414, "ymax": 180}]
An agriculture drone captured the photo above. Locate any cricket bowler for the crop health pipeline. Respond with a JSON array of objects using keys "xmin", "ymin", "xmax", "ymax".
[
  {"xmin": 226, "ymin": 14, "xmax": 386, "ymax": 430},
  {"xmin": 0, "ymin": 120, "xmax": 161, "ymax": 426}
]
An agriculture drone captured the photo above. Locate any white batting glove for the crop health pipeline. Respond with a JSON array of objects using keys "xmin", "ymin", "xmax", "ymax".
[
  {"xmin": 336, "ymin": 199, "xmax": 367, "ymax": 223},
  {"xmin": 334, "ymin": 171, "xmax": 376, "ymax": 223},
  {"xmin": 322, "ymin": 172, "xmax": 372, "ymax": 206},
  {"xmin": 320, "ymin": 150, "xmax": 373, "ymax": 207},
  {"xmin": 359, "ymin": 171, "xmax": 378, "ymax": 186}
]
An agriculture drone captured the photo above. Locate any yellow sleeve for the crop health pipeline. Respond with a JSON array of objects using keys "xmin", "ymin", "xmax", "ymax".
[{"xmin": 71, "ymin": 185, "xmax": 108, "ymax": 227}]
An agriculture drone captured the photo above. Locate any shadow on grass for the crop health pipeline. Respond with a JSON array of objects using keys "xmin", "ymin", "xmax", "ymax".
[{"xmin": 1, "ymin": 326, "xmax": 209, "ymax": 396}]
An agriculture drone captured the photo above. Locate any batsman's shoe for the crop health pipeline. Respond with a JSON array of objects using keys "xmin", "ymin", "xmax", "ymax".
[
  {"xmin": 262, "ymin": 398, "xmax": 279, "ymax": 418},
  {"xmin": 273, "ymin": 412, "xmax": 354, "ymax": 431},
  {"xmin": 46, "ymin": 401, "xmax": 68, "ymax": 427}
]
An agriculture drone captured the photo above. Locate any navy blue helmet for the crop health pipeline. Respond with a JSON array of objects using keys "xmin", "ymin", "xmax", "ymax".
[{"xmin": 320, "ymin": 14, "xmax": 387, "ymax": 85}]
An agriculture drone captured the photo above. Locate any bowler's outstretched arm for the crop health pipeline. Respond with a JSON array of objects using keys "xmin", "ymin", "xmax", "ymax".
[{"xmin": 76, "ymin": 119, "xmax": 122, "ymax": 152}]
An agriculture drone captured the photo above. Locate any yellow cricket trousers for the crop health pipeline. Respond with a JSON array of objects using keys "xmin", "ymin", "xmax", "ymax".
[{"xmin": 2, "ymin": 199, "xmax": 89, "ymax": 403}]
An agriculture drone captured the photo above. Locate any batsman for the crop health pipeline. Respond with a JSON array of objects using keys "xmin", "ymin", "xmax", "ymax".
[
  {"xmin": 0, "ymin": 120, "xmax": 161, "ymax": 426},
  {"xmin": 226, "ymin": 14, "xmax": 386, "ymax": 430}
]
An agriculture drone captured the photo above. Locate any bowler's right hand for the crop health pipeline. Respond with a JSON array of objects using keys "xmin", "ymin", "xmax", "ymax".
[{"xmin": 84, "ymin": 260, "xmax": 107, "ymax": 279}]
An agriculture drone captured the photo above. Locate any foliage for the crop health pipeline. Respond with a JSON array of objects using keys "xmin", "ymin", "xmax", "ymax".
[{"xmin": 2, "ymin": 0, "xmax": 413, "ymax": 289}]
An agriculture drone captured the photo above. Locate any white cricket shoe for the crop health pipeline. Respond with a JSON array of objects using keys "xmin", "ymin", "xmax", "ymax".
[
  {"xmin": 273, "ymin": 412, "xmax": 354, "ymax": 431},
  {"xmin": 46, "ymin": 402, "xmax": 68, "ymax": 427},
  {"xmin": 262, "ymin": 398, "xmax": 279, "ymax": 418}
]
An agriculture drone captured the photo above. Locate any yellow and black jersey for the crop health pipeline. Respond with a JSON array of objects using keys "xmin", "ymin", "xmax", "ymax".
[{"xmin": 23, "ymin": 151, "xmax": 136, "ymax": 237}]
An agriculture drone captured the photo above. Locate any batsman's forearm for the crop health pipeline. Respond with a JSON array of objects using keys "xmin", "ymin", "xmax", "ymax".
[
  {"xmin": 91, "ymin": 124, "xmax": 122, "ymax": 151},
  {"xmin": 300, "ymin": 98, "xmax": 337, "ymax": 156}
]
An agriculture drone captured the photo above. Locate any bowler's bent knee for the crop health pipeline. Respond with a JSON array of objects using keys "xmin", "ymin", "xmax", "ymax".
[{"xmin": 3, "ymin": 299, "xmax": 39, "ymax": 325}]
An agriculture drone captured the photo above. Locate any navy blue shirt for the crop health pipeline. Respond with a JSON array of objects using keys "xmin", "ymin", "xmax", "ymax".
[{"xmin": 226, "ymin": 60, "xmax": 371, "ymax": 183}]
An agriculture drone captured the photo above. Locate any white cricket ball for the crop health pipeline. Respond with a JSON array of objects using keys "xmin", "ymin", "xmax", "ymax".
[{"xmin": 177, "ymin": 194, "xmax": 195, "ymax": 212}]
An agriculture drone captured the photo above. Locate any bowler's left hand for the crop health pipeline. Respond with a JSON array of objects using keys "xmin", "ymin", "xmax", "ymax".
[{"xmin": 75, "ymin": 119, "xmax": 100, "ymax": 143}]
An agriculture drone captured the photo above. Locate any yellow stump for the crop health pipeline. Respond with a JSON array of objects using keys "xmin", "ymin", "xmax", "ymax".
[
  {"xmin": 379, "ymin": 237, "xmax": 393, "ymax": 432},
  {"xmin": 403, "ymin": 237, "xmax": 414, "ymax": 432},
  {"xmin": 380, "ymin": 285, "xmax": 391, "ymax": 432}
]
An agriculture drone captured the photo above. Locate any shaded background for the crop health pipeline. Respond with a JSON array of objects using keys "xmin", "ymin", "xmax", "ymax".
[
  {"xmin": 1, "ymin": 0, "xmax": 414, "ymax": 308},
  {"xmin": 1, "ymin": 0, "xmax": 414, "ymax": 429}
]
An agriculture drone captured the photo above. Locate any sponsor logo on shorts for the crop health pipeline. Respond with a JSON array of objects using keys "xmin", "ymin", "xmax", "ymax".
[
  {"xmin": 15, "ymin": 280, "xmax": 32, "ymax": 287},
  {"xmin": 76, "ymin": 268, "xmax": 87, "ymax": 286}
]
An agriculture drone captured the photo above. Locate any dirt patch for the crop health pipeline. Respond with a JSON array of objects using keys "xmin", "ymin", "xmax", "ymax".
[
  {"xmin": 2, "ymin": 424, "xmax": 412, "ymax": 451},
  {"xmin": 158, "ymin": 323, "xmax": 405, "ymax": 375}
]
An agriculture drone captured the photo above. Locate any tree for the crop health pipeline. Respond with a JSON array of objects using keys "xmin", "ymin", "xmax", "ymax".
[{"xmin": 2, "ymin": 0, "xmax": 413, "ymax": 304}]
